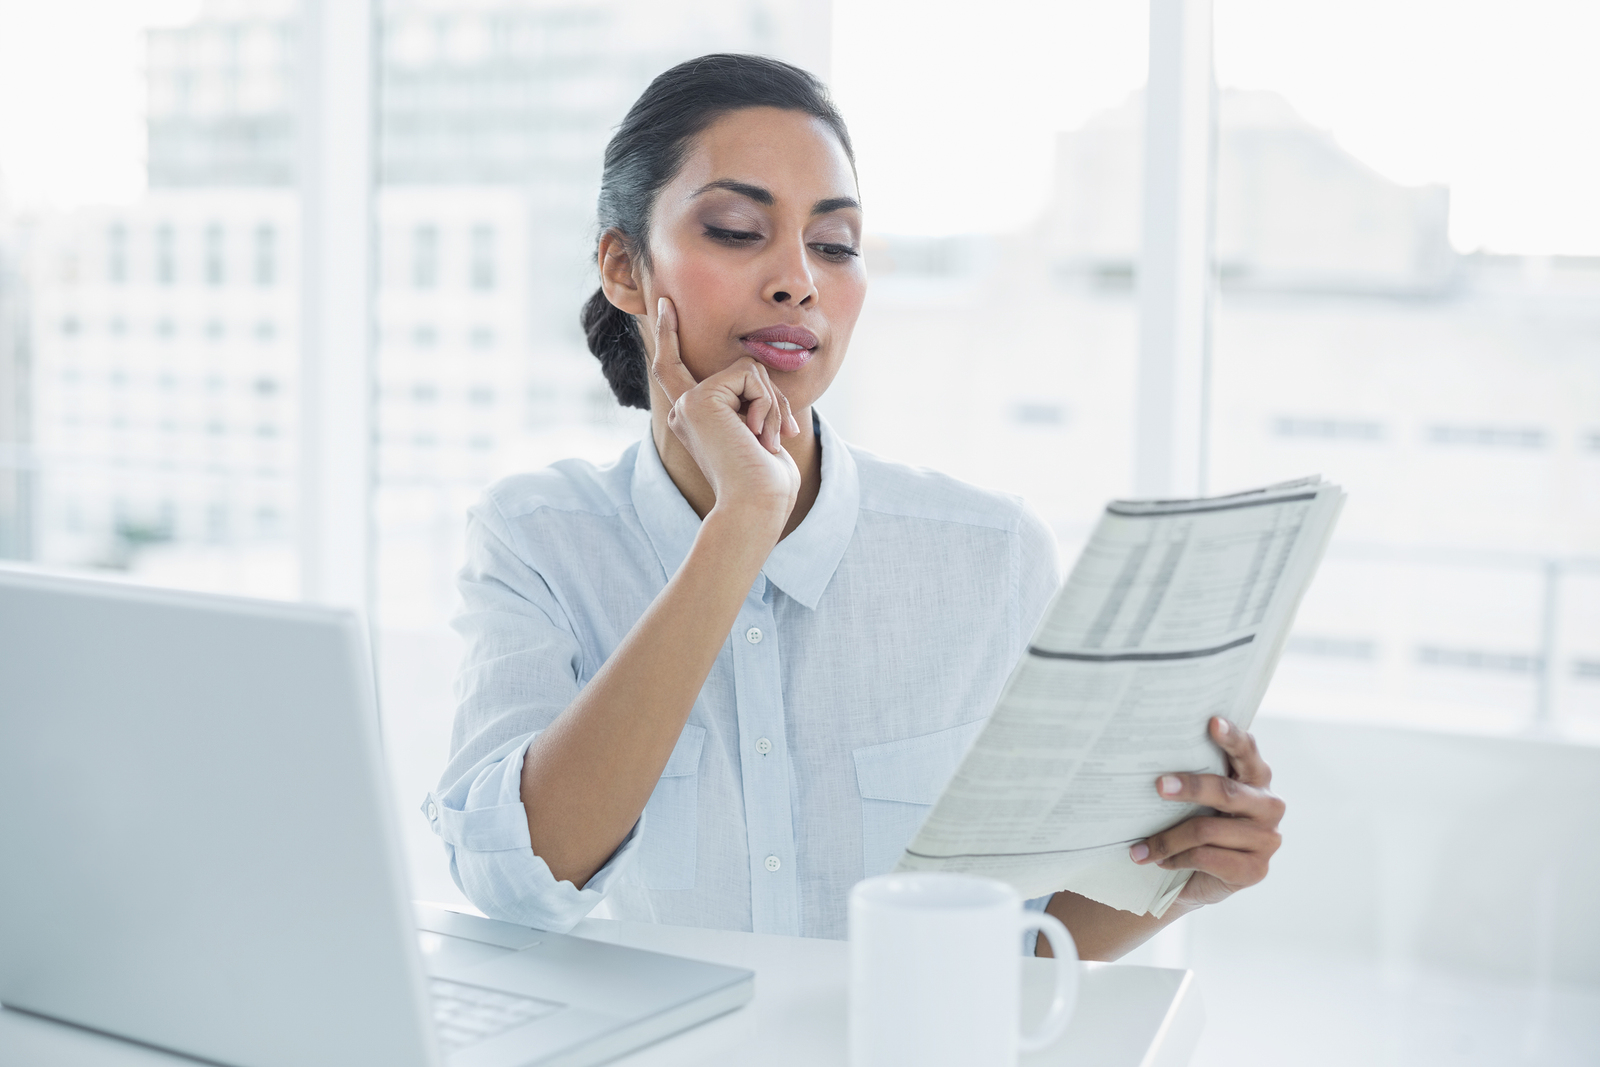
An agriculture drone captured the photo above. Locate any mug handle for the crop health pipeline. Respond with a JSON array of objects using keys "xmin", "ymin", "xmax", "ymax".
[{"xmin": 1017, "ymin": 911, "xmax": 1079, "ymax": 1053}]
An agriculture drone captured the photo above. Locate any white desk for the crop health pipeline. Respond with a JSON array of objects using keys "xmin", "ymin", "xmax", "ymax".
[{"xmin": 0, "ymin": 916, "xmax": 1203, "ymax": 1066}]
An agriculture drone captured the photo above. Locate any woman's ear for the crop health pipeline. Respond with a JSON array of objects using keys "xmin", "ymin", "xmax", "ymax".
[{"xmin": 598, "ymin": 230, "xmax": 648, "ymax": 316}]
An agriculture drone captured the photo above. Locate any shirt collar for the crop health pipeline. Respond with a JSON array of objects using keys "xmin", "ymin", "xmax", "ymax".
[{"xmin": 630, "ymin": 411, "xmax": 860, "ymax": 611}]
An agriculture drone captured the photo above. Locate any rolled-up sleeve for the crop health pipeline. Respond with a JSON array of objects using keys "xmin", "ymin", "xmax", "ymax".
[
  {"xmin": 424, "ymin": 493, "xmax": 639, "ymax": 932},
  {"xmin": 422, "ymin": 733, "xmax": 642, "ymax": 931}
]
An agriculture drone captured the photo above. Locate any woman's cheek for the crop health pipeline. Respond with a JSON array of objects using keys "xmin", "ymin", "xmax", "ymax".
[{"xmin": 667, "ymin": 261, "xmax": 747, "ymax": 377}]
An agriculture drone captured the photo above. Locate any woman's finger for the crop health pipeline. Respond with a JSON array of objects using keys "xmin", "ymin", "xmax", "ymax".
[
  {"xmin": 1210, "ymin": 717, "xmax": 1271, "ymax": 788},
  {"xmin": 755, "ymin": 365, "xmax": 785, "ymax": 451},
  {"xmin": 1155, "ymin": 770, "xmax": 1286, "ymax": 825},
  {"xmin": 742, "ymin": 365, "xmax": 777, "ymax": 450},
  {"xmin": 650, "ymin": 297, "xmax": 698, "ymax": 403},
  {"xmin": 744, "ymin": 385, "xmax": 773, "ymax": 440},
  {"xmin": 778, "ymin": 389, "xmax": 799, "ymax": 438},
  {"xmin": 1153, "ymin": 844, "xmax": 1270, "ymax": 887},
  {"xmin": 723, "ymin": 359, "xmax": 783, "ymax": 454},
  {"xmin": 1132, "ymin": 815, "xmax": 1280, "ymax": 867}
]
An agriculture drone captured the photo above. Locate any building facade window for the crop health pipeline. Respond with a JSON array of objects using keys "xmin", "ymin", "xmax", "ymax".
[
  {"xmin": 254, "ymin": 224, "xmax": 276, "ymax": 286},
  {"xmin": 156, "ymin": 223, "xmax": 176, "ymax": 285},
  {"xmin": 412, "ymin": 225, "xmax": 439, "ymax": 289},
  {"xmin": 1426, "ymin": 425, "xmax": 1547, "ymax": 449},
  {"xmin": 469, "ymin": 224, "xmax": 495, "ymax": 290},
  {"xmin": 107, "ymin": 224, "xmax": 128, "ymax": 284},
  {"xmin": 204, "ymin": 223, "xmax": 224, "ymax": 286}
]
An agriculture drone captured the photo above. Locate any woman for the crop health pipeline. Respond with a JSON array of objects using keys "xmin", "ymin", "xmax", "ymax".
[{"xmin": 425, "ymin": 54, "xmax": 1284, "ymax": 960}]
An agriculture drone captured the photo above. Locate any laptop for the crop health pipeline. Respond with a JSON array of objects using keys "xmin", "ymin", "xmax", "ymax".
[{"xmin": 0, "ymin": 565, "xmax": 752, "ymax": 1067}]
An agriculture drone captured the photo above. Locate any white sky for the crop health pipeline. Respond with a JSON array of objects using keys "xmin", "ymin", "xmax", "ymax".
[
  {"xmin": 835, "ymin": 0, "xmax": 1600, "ymax": 252},
  {"xmin": 0, "ymin": 0, "xmax": 201, "ymax": 214},
  {"xmin": 0, "ymin": 0, "xmax": 1596, "ymax": 254}
]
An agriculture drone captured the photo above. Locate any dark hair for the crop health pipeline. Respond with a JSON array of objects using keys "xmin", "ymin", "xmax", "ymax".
[{"xmin": 582, "ymin": 53, "xmax": 855, "ymax": 409}]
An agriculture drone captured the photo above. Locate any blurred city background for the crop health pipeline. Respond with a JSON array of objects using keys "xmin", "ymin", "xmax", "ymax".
[{"xmin": 1, "ymin": 1, "xmax": 1596, "ymax": 1064}]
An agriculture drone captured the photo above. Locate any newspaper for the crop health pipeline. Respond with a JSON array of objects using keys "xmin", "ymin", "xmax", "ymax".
[{"xmin": 896, "ymin": 477, "xmax": 1345, "ymax": 916}]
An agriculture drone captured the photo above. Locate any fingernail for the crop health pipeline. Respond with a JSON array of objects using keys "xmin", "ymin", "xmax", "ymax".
[
  {"xmin": 1159, "ymin": 775, "xmax": 1183, "ymax": 796},
  {"xmin": 1217, "ymin": 718, "xmax": 1231, "ymax": 736},
  {"xmin": 1130, "ymin": 843, "xmax": 1149, "ymax": 863}
]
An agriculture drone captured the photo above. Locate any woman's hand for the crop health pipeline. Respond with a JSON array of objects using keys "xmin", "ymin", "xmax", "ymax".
[
  {"xmin": 1130, "ymin": 717, "xmax": 1285, "ymax": 909},
  {"xmin": 650, "ymin": 296, "xmax": 802, "ymax": 531}
]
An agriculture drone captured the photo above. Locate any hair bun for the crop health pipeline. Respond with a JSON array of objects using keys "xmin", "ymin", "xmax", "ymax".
[{"xmin": 581, "ymin": 288, "xmax": 651, "ymax": 410}]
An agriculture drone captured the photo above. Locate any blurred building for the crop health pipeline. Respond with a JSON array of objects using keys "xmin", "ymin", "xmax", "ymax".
[
  {"xmin": 838, "ymin": 89, "xmax": 1600, "ymax": 733},
  {"xmin": 23, "ymin": 192, "xmax": 297, "ymax": 567},
  {"xmin": 1049, "ymin": 90, "xmax": 1455, "ymax": 295},
  {"xmin": 27, "ymin": 0, "xmax": 831, "ymax": 611}
]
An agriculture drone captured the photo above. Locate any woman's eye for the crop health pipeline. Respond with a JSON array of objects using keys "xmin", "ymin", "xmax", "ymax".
[
  {"xmin": 704, "ymin": 225, "xmax": 762, "ymax": 245},
  {"xmin": 811, "ymin": 242, "xmax": 860, "ymax": 261}
]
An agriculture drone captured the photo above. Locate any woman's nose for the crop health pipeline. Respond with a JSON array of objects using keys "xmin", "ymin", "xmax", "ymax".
[{"xmin": 765, "ymin": 239, "xmax": 816, "ymax": 307}]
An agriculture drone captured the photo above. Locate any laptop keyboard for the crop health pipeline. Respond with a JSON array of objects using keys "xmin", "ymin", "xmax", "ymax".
[{"xmin": 429, "ymin": 976, "xmax": 563, "ymax": 1053}]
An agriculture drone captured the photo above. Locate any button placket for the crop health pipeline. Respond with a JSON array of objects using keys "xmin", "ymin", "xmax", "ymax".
[{"xmin": 731, "ymin": 579, "xmax": 799, "ymax": 935}]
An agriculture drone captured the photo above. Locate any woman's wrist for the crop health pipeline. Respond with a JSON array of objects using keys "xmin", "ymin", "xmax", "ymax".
[{"xmin": 703, "ymin": 495, "xmax": 790, "ymax": 547}]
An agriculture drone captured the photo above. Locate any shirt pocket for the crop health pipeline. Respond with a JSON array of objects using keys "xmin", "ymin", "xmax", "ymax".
[
  {"xmin": 852, "ymin": 719, "xmax": 988, "ymax": 879},
  {"xmin": 636, "ymin": 723, "xmax": 706, "ymax": 890}
]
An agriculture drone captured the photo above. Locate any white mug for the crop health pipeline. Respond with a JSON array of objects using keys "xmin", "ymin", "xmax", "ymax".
[{"xmin": 849, "ymin": 872, "xmax": 1078, "ymax": 1066}]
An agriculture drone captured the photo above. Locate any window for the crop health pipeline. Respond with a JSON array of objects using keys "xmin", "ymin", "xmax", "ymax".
[
  {"xmin": 1272, "ymin": 417, "xmax": 1385, "ymax": 441},
  {"xmin": 253, "ymin": 224, "xmax": 276, "ymax": 286},
  {"xmin": 1425, "ymin": 425, "xmax": 1547, "ymax": 449},
  {"xmin": 8, "ymin": 11, "xmax": 1596, "ymax": 1059},
  {"xmin": 469, "ymin": 224, "xmax": 495, "ymax": 290},
  {"xmin": 412, "ymin": 225, "xmax": 439, "ymax": 289},
  {"xmin": 155, "ymin": 223, "xmax": 176, "ymax": 285},
  {"xmin": 107, "ymin": 224, "xmax": 128, "ymax": 283},
  {"xmin": 1208, "ymin": 1, "xmax": 1600, "ymax": 739},
  {"xmin": 204, "ymin": 223, "xmax": 224, "ymax": 285}
]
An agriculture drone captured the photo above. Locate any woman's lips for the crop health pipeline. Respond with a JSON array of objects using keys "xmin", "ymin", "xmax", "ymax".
[{"xmin": 740, "ymin": 325, "xmax": 819, "ymax": 373}]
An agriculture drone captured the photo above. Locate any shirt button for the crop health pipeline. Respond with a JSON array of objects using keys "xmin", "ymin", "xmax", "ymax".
[
  {"xmin": 764, "ymin": 855, "xmax": 781, "ymax": 872},
  {"xmin": 755, "ymin": 737, "xmax": 772, "ymax": 755},
  {"xmin": 426, "ymin": 802, "xmax": 437, "ymax": 821},
  {"xmin": 745, "ymin": 627, "xmax": 763, "ymax": 644}
]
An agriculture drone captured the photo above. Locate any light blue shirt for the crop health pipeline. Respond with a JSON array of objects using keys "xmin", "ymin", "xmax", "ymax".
[{"xmin": 424, "ymin": 415, "xmax": 1060, "ymax": 939}]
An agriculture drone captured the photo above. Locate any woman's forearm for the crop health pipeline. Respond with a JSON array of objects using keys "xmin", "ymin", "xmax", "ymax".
[
  {"xmin": 1037, "ymin": 891, "xmax": 1198, "ymax": 962},
  {"xmin": 520, "ymin": 502, "xmax": 782, "ymax": 888}
]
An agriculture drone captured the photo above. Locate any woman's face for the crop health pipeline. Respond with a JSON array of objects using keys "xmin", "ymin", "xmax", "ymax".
[{"xmin": 629, "ymin": 106, "xmax": 866, "ymax": 413}]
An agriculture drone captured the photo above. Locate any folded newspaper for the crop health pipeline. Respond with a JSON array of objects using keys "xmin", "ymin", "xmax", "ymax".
[{"xmin": 896, "ymin": 476, "xmax": 1345, "ymax": 916}]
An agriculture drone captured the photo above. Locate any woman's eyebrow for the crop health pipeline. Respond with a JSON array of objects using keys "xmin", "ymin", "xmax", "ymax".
[
  {"xmin": 811, "ymin": 196, "xmax": 860, "ymax": 216},
  {"xmin": 692, "ymin": 179, "xmax": 774, "ymax": 205},
  {"xmin": 690, "ymin": 180, "xmax": 860, "ymax": 216}
]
